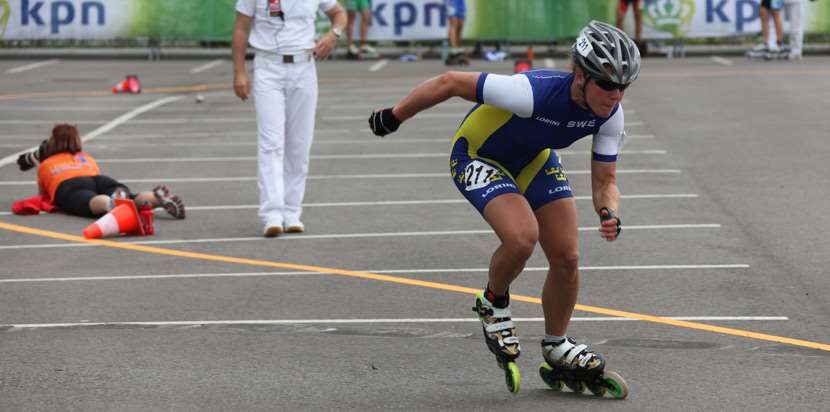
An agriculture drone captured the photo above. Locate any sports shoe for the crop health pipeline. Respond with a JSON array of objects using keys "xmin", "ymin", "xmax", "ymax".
[
  {"xmin": 284, "ymin": 218, "xmax": 304, "ymax": 233},
  {"xmin": 360, "ymin": 44, "xmax": 377, "ymax": 55},
  {"xmin": 111, "ymin": 187, "xmax": 130, "ymax": 200},
  {"xmin": 264, "ymin": 222, "xmax": 283, "ymax": 238},
  {"xmin": 152, "ymin": 185, "xmax": 186, "ymax": 219},
  {"xmin": 348, "ymin": 43, "xmax": 360, "ymax": 55}
]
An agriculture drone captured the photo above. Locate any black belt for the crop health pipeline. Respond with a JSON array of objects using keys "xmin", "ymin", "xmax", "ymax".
[{"xmin": 280, "ymin": 53, "xmax": 312, "ymax": 63}]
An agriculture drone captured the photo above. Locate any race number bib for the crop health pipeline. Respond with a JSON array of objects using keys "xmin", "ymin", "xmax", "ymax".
[
  {"xmin": 464, "ymin": 160, "xmax": 502, "ymax": 191},
  {"xmin": 575, "ymin": 35, "xmax": 593, "ymax": 57}
]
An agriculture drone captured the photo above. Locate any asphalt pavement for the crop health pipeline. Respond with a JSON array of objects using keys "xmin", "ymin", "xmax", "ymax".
[{"xmin": 0, "ymin": 54, "xmax": 828, "ymax": 411}]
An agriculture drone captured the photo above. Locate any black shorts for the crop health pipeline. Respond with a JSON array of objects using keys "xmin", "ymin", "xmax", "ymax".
[
  {"xmin": 760, "ymin": 0, "xmax": 782, "ymax": 11},
  {"xmin": 54, "ymin": 175, "xmax": 131, "ymax": 218}
]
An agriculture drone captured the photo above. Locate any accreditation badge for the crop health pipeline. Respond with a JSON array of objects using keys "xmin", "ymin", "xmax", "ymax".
[{"xmin": 268, "ymin": 0, "xmax": 284, "ymax": 19}]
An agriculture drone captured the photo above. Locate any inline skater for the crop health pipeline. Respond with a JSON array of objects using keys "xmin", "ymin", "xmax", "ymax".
[{"xmin": 368, "ymin": 21, "xmax": 638, "ymax": 397}]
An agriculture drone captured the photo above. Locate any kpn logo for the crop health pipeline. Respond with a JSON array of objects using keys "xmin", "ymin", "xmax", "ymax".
[
  {"xmin": 0, "ymin": 0, "xmax": 10, "ymax": 39},
  {"xmin": 644, "ymin": 0, "xmax": 695, "ymax": 36}
]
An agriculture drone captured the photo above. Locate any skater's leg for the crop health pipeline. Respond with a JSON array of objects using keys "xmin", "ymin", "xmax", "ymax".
[
  {"xmin": 534, "ymin": 197, "xmax": 579, "ymax": 336},
  {"xmin": 481, "ymin": 193, "xmax": 539, "ymax": 296}
]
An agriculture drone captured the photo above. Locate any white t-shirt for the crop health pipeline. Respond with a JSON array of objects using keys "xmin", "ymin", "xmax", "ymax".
[{"xmin": 236, "ymin": 0, "xmax": 337, "ymax": 54}]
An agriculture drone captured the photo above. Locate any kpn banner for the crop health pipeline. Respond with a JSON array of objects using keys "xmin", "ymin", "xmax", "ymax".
[
  {"xmin": 1, "ymin": 0, "xmax": 829, "ymax": 41},
  {"xmin": 0, "ymin": 0, "xmax": 238, "ymax": 40},
  {"xmin": 638, "ymin": 0, "xmax": 830, "ymax": 39}
]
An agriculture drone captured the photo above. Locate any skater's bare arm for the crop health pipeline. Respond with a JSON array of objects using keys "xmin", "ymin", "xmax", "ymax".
[
  {"xmin": 232, "ymin": 12, "xmax": 252, "ymax": 101},
  {"xmin": 391, "ymin": 71, "xmax": 479, "ymax": 121},
  {"xmin": 591, "ymin": 160, "xmax": 621, "ymax": 241}
]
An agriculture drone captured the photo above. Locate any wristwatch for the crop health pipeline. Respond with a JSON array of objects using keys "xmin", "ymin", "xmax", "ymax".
[{"xmin": 331, "ymin": 27, "xmax": 343, "ymax": 38}]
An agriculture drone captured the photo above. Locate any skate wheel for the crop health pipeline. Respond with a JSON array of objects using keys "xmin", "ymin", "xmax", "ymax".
[
  {"xmin": 565, "ymin": 379, "xmax": 587, "ymax": 394},
  {"xmin": 602, "ymin": 370, "xmax": 629, "ymax": 399},
  {"xmin": 587, "ymin": 381, "xmax": 607, "ymax": 397},
  {"xmin": 503, "ymin": 361, "xmax": 521, "ymax": 394},
  {"xmin": 538, "ymin": 362, "xmax": 564, "ymax": 391}
]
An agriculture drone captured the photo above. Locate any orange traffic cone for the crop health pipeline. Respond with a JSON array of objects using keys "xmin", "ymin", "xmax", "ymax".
[
  {"xmin": 112, "ymin": 75, "xmax": 141, "ymax": 94},
  {"xmin": 514, "ymin": 59, "xmax": 533, "ymax": 73},
  {"xmin": 527, "ymin": 46, "xmax": 535, "ymax": 61},
  {"xmin": 83, "ymin": 199, "xmax": 149, "ymax": 239}
]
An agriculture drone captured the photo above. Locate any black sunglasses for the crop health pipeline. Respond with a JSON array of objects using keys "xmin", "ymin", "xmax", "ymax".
[{"xmin": 591, "ymin": 77, "xmax": 629, "ymax": 92}]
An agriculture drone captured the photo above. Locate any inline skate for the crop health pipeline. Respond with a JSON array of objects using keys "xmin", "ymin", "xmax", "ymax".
[
  {"xmin": 538, "ymin": 338, "xmax": 628, "ymax": 399},
  {"xmin": 472, "ymin": 291, "xmax": 521, "ymax": 393},
  {"xmin": 445, "ymin": 52, "xmax": 470, "ymax": 66}
]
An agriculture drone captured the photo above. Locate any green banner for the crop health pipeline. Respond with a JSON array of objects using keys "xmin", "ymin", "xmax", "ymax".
[
  {"xmin": 128, "ymin": 0, "xmax": 236, "ymax": 41},
  {"xmin": 466, "ymin": 0, "xmax": 613, "ymax": 41}
]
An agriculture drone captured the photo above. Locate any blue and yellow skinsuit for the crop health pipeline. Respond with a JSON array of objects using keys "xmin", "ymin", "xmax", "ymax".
[{"xmin": 450, "ymin": 70, "xmax": 626, "ymax": 213}]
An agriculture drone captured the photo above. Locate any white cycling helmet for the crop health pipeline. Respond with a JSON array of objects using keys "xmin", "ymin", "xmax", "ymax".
[{"xmin": 572, "ymin": 20, "xmax": 641, "ymax": 85}]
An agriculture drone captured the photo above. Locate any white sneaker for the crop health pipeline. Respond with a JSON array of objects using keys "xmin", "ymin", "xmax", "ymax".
[
  {"xmin": 263, "ymin": 222, "xmax": 283, "ymax": 238},
  {"xmin": 284, "ymin": 218, "xmax": 304, "ymax": 233},
  {"xmin": 360, "ymin": 44, "xmax": 377, "ymax": 55}
]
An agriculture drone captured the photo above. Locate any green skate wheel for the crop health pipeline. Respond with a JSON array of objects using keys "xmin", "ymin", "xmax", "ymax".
[
  {"xmin": 538, "ymin": 362, "xmax": 564, "ymax": 391},
  {"xmin": 503, "ymin": 361, "xmax": 521, "ymax": 393},
  {"xmin": 602, "ymin": 370, "xmax": 629, "ymax": 399}
]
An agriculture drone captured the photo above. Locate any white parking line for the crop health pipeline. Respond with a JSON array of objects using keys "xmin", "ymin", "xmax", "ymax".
[
  {"xmin": 1, "ymin": 316, "xmax": 787, "ymax": 329},
  {"xmin": 74, "ymin": 134, "xmax": 653, "ymax": 145},
  {"xmin": 6, "ymin": 59, "xmax": 60, "ymax": 74},
  {"xmin": 93, "ymin": 150, "xmax": 667, "ymax": 163},
  {"xmin": 0, "ymin": 224, "xmax": 721, "ymax": 250},
  {"xmin": 0, "ymin": 194, "xmax": 699, "ymax": 216},
  {"xmin": 369, "ymin": 59, "xmax": 390, "ymax": 72},
  {"xmin": 0, "ymin": 264, "xmax": 749, "ymax": 283},
  {"xmin": 711, "ymin": 56, "xmax": 733, "ymax": 66},
  {"xmin": 0, "ymin": 169, "xmax": 682, "ymax": 186},
  {"xmin": 0, "ymin": 96, "xmax": 182, "ymax": 169},
  {"xmin": 184, "ymin": 194, "xmax": 698, "ymax": 211},
  {"xmin": 189, "ymin": 59, "xmax": 225, "ymax": 74}
]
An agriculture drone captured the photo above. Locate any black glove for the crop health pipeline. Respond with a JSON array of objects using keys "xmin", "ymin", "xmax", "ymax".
[
  {"xmin": 368, "ymin": 107, "xmax": 402, "ymax": 137},
  {"xmin": 16, "ymin": 140, "xmax": 48, "ymax": 172},
  {"xmin": 599, "ymin": 207, "xmax": 622, "ymax": 236}
]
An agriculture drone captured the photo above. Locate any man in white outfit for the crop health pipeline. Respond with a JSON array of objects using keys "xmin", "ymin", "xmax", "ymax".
[{"xmin": 232, "ymin": 0, "xmax": 346, "ymax": 237}]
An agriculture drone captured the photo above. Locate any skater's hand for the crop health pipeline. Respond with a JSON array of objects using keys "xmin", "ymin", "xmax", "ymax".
[
  {"xmin": 313, "ymin": 32, "xmax": 337, "ymax": 61},
  {"xmin": 598, "ymin": 207, "xmax": 621, "ymax": 241},
  {"xmin": 369, "ymin": 107, "xmax": 402, "ymax": 137},
  {"xmin": 233, "ymin": 71, "xmax": 251, "ymax": 101}
]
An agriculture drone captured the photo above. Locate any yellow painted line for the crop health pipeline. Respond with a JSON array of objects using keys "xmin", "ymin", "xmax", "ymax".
[{"xmin": 1, "ymin": 220, "xmax": 828, "ymax": 352}]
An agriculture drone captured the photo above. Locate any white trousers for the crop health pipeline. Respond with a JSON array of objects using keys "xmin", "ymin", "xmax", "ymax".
[
  {"xmin": 253, "ymin": 53, "xmax": 318, "ymax": 226},
  {"xmin": 783, "ymin": 0, "xmax": 804, "ymax": 56}
]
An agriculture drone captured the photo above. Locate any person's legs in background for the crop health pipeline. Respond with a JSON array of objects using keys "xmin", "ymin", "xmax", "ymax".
[
  {"xmin": 632, "ymin": 0, "xmax": 643, "ymax": 43},
  {"xmin": 282, "ymin": 61, "xmax": 318, "ymax": 233},
  {"xmin": 359, "ymin": 1, "xmax": 375, "ymax": 56},
  {"xmin": 344, "ymin": 0, "xmax": 360, "ymax": 58},
  {"xmin": 758, "ymin": 3, "xmax": 771, "ymax": 50},
  {"xmin": 785, "ymin": 0, "xmax": 804, "ymax": 59}
]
